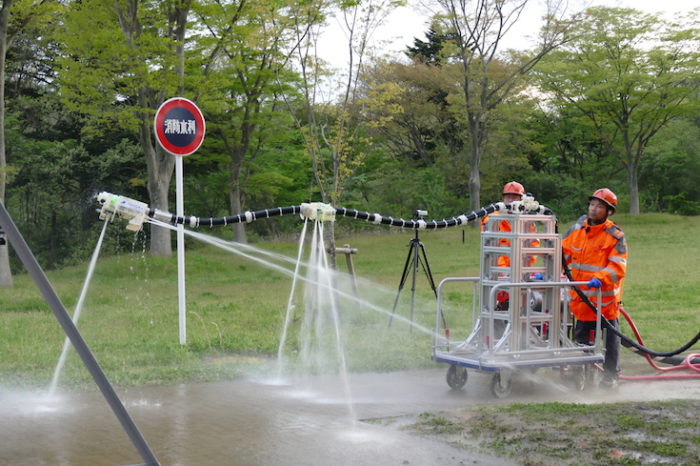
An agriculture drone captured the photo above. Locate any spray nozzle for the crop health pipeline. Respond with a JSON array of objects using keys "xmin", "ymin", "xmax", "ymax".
[
  {"xmin": 507, "ymin": 195, "xmax": 540, "ymax": 213},
  {"xmin": 521, "ymin": 194, "xmax": 540, "ymax": 212},
  {"xmin": 300, "ymin": 202, "xmax": 336, "ymax": 222},
  {"xmin": 96, "ymin": 192, "xmax": 149, "ymax": 231}
]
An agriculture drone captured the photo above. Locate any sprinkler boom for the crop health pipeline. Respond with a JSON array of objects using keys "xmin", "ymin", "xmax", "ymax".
[{"xmin": 94, "ymin": 191, "xmax": 554, "ymax": 233}]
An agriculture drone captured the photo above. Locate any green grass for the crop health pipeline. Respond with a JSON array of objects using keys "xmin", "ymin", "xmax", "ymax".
[
  {"xmin": 0, "ymin": 213, "xmax": 699, "ymax": 389},
  {"xmin": 409, "ymin": 400, "xmax": 700, "ymax": 465}
]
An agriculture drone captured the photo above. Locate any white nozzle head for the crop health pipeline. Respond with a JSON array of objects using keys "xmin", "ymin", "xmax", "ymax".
[
  {"xmin": 521, "ymin": 194, "xmax": 540, "ymax": 212},
  {"xmin": 300, "ymin": 202, "xmax": 336, "ymax": 222},
  {"xmin": 96, "ymin": 192, "xmax": 149, "ymax": 231},
  {"xmin": 97, "ymin": 192, "xmax": 120, "ymax": 221}
]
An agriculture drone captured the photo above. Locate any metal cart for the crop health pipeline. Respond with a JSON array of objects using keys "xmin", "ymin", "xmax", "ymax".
[{"xmin": 432, "ymin": 212, "xmax": 604, "ymax": 398}]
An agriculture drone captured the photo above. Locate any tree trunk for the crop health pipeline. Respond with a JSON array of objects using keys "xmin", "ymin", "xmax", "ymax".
[
  {"xmin": 468, "ymin": 119, "xmax": 482, "ymax": 220},
  {"xmin": 319, "ymin": 161, "xmax": 337, "ymax": 269},
  {"xmin": 229, "ymin": 155, "xmax": 246, "ymax": 243},
  {"xmin": 149, "ymin": 164, "xmax": 174, "ymax": 256},
  {"xmin": 627, "ymin": 160, "xmax": 640, "ymax": 215},
  {"xmin": 324, "ymin": 221, "xmax": 337, "ymax": 270},
  {"xmin": 140, "ymin": 110, "xmax": 175, "ymax": 256},
  {"xmin": 0, "ymin": 0, "xmax": 13, "ymax": 287}
]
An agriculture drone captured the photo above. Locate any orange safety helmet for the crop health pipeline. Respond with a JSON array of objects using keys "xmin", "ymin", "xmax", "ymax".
[
  {"xmin": 589, "ymin": 188, "xmax": 617, "ymax": 213},
  {"xmin": 502, "ymin": 181, "xmax": 525, "ymax": 197}
]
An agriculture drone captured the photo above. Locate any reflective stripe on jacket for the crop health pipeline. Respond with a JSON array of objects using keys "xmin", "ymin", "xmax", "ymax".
[{"xmin": 562, "ymin": 215, "xmax": 627, "ymax": 321}]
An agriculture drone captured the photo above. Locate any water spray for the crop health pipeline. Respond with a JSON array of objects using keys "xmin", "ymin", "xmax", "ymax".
[{"xmin": 0, "ymin": 201, "xmax": 160, "ymax": 465}]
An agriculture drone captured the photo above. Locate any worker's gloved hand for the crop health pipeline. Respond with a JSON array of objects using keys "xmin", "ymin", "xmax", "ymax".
[{"xmin": 587, "ymin": 277, "xmax": 602, "ymax": 289}]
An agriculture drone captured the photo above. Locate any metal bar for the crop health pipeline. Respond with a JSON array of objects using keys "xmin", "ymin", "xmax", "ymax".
[
  {"xmin": 0, "ymin": 202, "xmax": 160, "ymax": 466},
  {"xmin": 435, "ymin": 277, "xmax": 480, "ymax": 352},
  {"xmin": 176, "ymin": 156, "xmax": 187, "ymax": 345}
]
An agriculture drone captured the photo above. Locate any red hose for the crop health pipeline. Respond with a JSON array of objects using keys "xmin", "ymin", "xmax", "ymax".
[{"xmin": 619, "ymin": 308, "xmax": 700, "ymax": 381}]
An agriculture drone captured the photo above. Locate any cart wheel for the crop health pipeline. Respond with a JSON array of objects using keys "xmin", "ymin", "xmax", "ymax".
[
  {"xmin": 446, "ymin": 365, "xmax": 468, "ymax": 390},
  {"xmin": 490, "ymin": 372, "xmax": 512, "ymax": 399}
]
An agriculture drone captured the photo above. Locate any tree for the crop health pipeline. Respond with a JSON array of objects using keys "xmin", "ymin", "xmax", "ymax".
[
  {"xmin": 535, "ymin": 7, "xmax": 700, "ymax": 214},
  {"xmin": 286, "ymin": 0, "xmax": 402, "ymax": 262},
  {"xmin": 0, "ymin": 0, "xmax": 59, "ymax": 286},
  {"xmin": 406, "ymin": 26, "xmax": 452, "ymax": 66},
  {"xmin": 433, "ymin": 0, "xmax": 572, "ymax": 213},
  {"xmin": 362, "ymin": 52, "xmax": 467, "ymax": 167},
  {"xmin": 59, "ymin": 0, "xmax": 193, "ymax": 255},
  {"xmin": 639, "ymin": 117, "xmax": 700, "ymax": 215},
  {"xmin": 193, "ymin": 0, "xmax": 317, "ymax": 243}
]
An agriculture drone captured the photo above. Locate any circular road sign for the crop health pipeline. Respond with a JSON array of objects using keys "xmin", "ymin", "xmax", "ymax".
[{"xmin": 154, "ymin": 97, "xmax": 206, "ymax": 156}]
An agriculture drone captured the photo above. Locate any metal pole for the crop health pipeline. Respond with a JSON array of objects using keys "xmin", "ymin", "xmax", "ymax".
[
  {"xmin": 409, "ymin": 233, "xmax": 419, "ymax": 330},
  {"xmin": 176, "ymin": 156, "xmax": 187, "ymax": 345},
  {"xmin": 336, "ymin": 244, "xmax": 359, "ymax": 296},
  {"xmin": 0, "ymin": 202, "xmax": 160, "ymax": 466}
]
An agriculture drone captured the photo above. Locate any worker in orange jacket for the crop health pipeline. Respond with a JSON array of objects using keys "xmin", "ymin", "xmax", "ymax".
[
  {"xmin": 482, "ymin": 181, "xmax": 540, "ymax": 312},
  {"xmin": 562, "ymin": 188, "xmax": 627, "ymax": 389},
  {"xmin": 482, "ymin": 181, "xmax": 540, "ymax": 268}
]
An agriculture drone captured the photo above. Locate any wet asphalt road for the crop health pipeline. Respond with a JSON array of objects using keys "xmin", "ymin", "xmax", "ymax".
[{"xmin": 1, "ymin": 367, "xmax": 697, "ymax": 466}]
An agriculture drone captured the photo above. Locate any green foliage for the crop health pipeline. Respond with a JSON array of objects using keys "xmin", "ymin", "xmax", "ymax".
[
  {"xmin": 2, "ymin": 0, "xmax": 700, "ymax": 268},
  {"xmin": 535, "ymin": 6, "xmax": 700, "ymax": 213},
  {"xmin": 5, "ymin": 103, "xmax": 147, "ymax": 269},
  {"xmin": 405, "ymin": 27, "xmax": 453, "ymax": 65},
  {"xmin": 640, "ymin": 119, "xmax": 700, "ymax": 215},
  {"xmin": 57, "ymin": 0, "xmax": 181, "ymax": 134},
  {"xmin": 362, "ymin": 58, "xmax": 466, "ymax": 167}
]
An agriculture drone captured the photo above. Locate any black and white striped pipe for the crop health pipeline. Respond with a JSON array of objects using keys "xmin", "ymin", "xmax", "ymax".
[
  {"xmin": 149, "ymin": 205, "xmax": 303, "ymax": 228},
  {"xmin": 151, "ymin": 202, "xmax": 553, "ymax": 229}
]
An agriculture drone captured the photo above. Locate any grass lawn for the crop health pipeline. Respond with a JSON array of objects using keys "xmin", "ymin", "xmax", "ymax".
[
  {"xmin": 406, "ymin": 399, "xmax": 700, "ymax": 465},
  {"xmin": 1, "ymin": 212, "xmax": 698, "ymax": 389}
]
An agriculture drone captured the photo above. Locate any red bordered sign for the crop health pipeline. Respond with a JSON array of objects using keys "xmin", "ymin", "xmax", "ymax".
[{"xmin": 154, "ymin": 97, "xmax": 206, "ymax": 156}]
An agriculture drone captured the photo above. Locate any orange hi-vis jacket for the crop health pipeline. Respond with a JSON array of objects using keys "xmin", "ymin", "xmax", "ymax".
[
  {"xmin": 481, "ymin": 213, "xmax": 539, "ymax": 268},
  {"xmin": 562, "ymin": 215, "xmax": 627, "ymax": 321}
]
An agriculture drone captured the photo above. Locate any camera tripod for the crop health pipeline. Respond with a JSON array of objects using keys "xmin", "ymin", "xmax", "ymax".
[{"xmin": 388, "ymin": 226, "xmax": 446, "ymax": 331}]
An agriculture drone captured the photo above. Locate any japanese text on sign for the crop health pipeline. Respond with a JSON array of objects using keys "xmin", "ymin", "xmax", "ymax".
[{"xmin": 164, "ymin": 119, "xmax": 196, "ymax": 135}]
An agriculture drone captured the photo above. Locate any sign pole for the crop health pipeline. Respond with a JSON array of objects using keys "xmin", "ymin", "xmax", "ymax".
[
  {"xmin": 176, "ymin": 156, "xmax": 186, "ymax": 345},
  {"xmin": 154, "ymin": 97, "xmax": 205, "ymax": 346}
]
